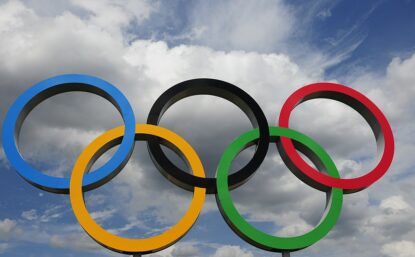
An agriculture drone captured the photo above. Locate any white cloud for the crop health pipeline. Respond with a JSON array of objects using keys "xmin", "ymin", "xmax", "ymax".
[
  {"xmin": 38, "ymin": 205, "xmax": 65, "ymax": 222},
  {"xmin": 171, "ymin": 243, "xmax": 200, "ymax": 257},
  {"xmin": 0, "ymin": 1, "xmax": 414, "ymax": 257},
  {"xmin": 380, "ymin": 196, "xmax": 412, "ymax": 212},
  {"xmin": 211, "ymin": 245, "xmax": 253, "ymax": 257},
  {"xmin": 382, "ymin": 241, "xmax": 415, "ymax": 257},
  {"xmin": 0, "ymin": 219, "xmax": 18, "ymax": 240},
  {"xmin": 0, "ymin": 0, "xmax": 323, "ymax": 230},
  {"xmin": 187, "ymin": 0, "xmax": 293, "ymax": 53},
  {"xmin": 21, "ymin": 209, "xmax": 38, "ymax": 221},
  {"xmin": 70, "ymin": 0, "xmax": 155, "ymax": 38},
  {"xmin": 317, "ymin": 9, "xmax": 332, "ymax": 19},
  {"xmin": 0, "ymin": 1, "xmax": 34, "ymax": 34},
  {"xmin": 49, "ymin": 233, "xmax": 103, "ymax": 251},
  {"xmin": 90, "ymin": 209, "xmax": 116, "ymax": 222}
]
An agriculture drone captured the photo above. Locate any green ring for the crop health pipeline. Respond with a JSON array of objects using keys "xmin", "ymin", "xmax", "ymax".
[{"xmin": 216, "ymin": 127, "xmax": 343, "ymax": 252}]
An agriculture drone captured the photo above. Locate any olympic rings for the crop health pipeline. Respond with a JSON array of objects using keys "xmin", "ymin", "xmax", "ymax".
[
  {"xmin": 70, "ymin": 124, "xmax": 206, "ymax": 254},
  {"xmin": 147, "ymin": 78, "xmax": 269, "ymax": 194},
  {"xmin": 216, "ymin": 127, "xmax": 343, "ymax": 252},
  {"xmin": 1, "ymin": 74, "xmax": 136, "ymax": 193},
  {"xmin": 278, "ymin": 82, "xmax": 395, "ymax": 193},
  {"xmin": 1, "ymin": 75, "xmax": 394, "ymax": 255}
]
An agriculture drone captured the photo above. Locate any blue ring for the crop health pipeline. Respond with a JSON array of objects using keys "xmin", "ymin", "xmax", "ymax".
[{"xmin": 2, "ymin": 74, "xmax": 136, "ymax": 193}]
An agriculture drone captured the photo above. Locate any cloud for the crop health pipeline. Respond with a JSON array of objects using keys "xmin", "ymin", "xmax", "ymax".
[
  {"xmin": 144, "ymin": 242, "xmax": 204, "ymax": 257},
  {"xmin": 211, "ymin": 245, "xmax": 253, "ymax": 257},
  {"xmin": 187, "ymin": 0, "xmax": 293, "ymax": 53},
  {"xmin": 362, "ymin": 196, "xmax": 415, "ymax": 241},
  {"xmin": 317, "ymin": 9, "xmax": 332, "ymax": 19},
  {"xmin": 90, "ymin": 209, "xmax": 117, "ymax": 222},
  {"xmin": 0, "ymin": 1, "xmax": 414, "ymax": 257},
  {"xmin": 38, "ymin": 205, "xmax": 66, "ymax": 222},
  {"xmin": 0, "ymin": 243, "xmax": 11, "ymax": 254},
  {"xmin": 380, "ymin": 195, "xmax": 412, "ymax": 211},
  {"xmin": 21, "ymin": 209, "xmax": 38, "ymax": 221},
  {"xmin": 171, "ymin": 243, "xmax": 200, "ymax": 257},
  {"xmin": 71, "ymin": 0, "xmax": 154, "ymax": 25},
  {"xmin": 0, "ymin": 219, "xmax": 19, "ymax": 240},
  {"xmin": 382, "ymin": 241, "xmax": 415, "ymax": 257},
  {"xmin": 0, "ymin": 0, "xmax": 323, "ymax": 230},
  {"xmin": 49, "ymin": 233, "xmax": 103, "ymax": 251}
]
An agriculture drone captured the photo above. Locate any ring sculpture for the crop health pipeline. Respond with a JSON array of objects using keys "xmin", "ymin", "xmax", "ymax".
[{"xmin": 2, "ymin": 74, "xmax": 394, "ymax": 256}]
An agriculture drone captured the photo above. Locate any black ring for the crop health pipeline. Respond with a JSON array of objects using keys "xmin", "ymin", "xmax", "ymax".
[{"xmin": 146, "ymin": 78, "xmax": 270, "ymax": 194}]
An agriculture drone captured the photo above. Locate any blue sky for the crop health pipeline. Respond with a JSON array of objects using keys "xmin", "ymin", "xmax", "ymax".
[
  {"xmin": 129, "ymin": 0, "xmax": 415, "ymax": 75},
  {"xmin": 0, "ymin": 1, "xmax": 415, "ymax": 257}
]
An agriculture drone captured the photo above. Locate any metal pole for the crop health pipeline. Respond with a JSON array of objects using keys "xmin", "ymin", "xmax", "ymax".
[
  {"xmin": 132, "ymin": 255, "xmax": 141, "ymax": 257},
  {"xmin": 282, "ymin": 251, "xmax": 290, "ymax": 257}
]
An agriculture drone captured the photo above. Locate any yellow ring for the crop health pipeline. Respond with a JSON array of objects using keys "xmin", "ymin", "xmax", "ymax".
[{"xmin": 69, "ymin": 124, "xmax": 206, "ymax": 254}]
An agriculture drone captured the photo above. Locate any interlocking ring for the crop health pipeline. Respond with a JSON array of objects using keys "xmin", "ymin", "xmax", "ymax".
[
  {"xmin": 278, "ymin": 82, "xmax": 394, "ymax": 193},
  {"xmin": 147, "ymin": 78, "xmax": 269, "ymax": 194},
  {"xmin": 70, "ymin": 124, "xmax": 206, "ymax": 254},
  {"xmin": 216, "ymin": 127, "xmax": 343, "ymax": 252},
  {"xmin": 1, "ymin": 74, "xmax": 136, "ymax": 193},
  {"xmin": 1, "ymin": 75, "xmax": 394, "ymax": 256}
]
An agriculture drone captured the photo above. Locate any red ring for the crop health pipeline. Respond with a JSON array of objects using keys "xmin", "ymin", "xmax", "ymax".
[{"xmin": 278, "ymin": 82, "xmax": 394, "ymax": 193}]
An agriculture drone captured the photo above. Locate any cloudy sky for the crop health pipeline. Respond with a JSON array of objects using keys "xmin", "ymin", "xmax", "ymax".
[{"xmin": 0, "ymin": 0, "xmax": 414, "ymax": 257}]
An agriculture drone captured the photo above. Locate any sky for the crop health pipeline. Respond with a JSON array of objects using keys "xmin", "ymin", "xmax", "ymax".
[{"xmin": 0, "ymin": 0, "xmax": 414, "ymax": 257}]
